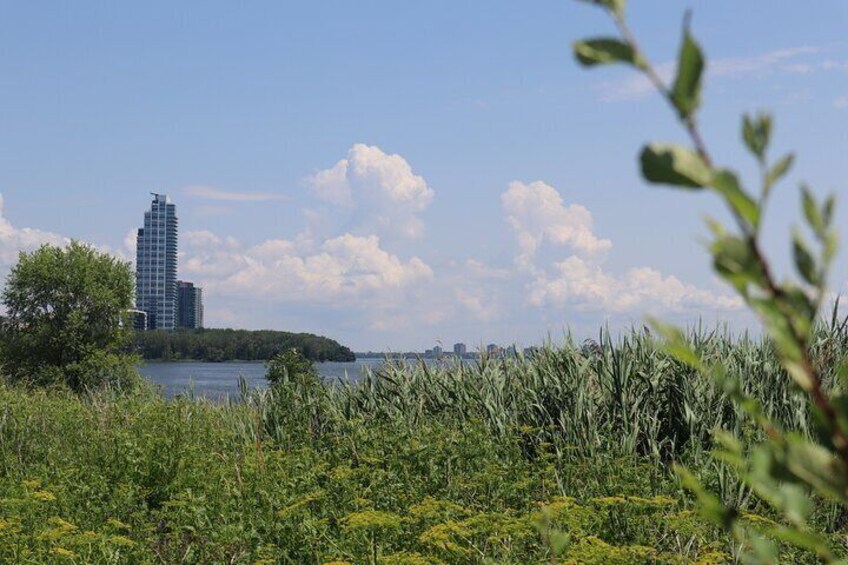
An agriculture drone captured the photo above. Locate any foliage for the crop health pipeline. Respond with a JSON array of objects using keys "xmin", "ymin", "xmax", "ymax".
[
  {"xmin": 3, "ymin": 329, "xmax": 848, "ymax": 562},
  {"xmin": 574, "ymin": 1, "xmax": 847, "ymax": 561},
  {"xmin": 0, "ymin": 378, "xmax": 717, "ymax": 564},
  {"xmin": 266, "ymin": 348, "xmax": 319, "ymax": 385},
  {"xmin": 0, "ymin": 241, "xmax": 139, "ymax": 391},
  {"xmin": 134, "ymin": 328, "xmax": 355, "ymax": 362}
]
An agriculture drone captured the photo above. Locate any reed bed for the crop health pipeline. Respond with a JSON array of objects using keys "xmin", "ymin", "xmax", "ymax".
[{"xmin": 1, "ymin": 322, "xmax": 847, "ymax": 563}]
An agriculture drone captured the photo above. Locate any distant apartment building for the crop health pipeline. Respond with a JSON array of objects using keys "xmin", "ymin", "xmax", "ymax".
[
  {"xmin": 177, "ymin": 280, "xmax": 204, "ymax": 329},
  {"xmin": 486, "ymin": 343, "xmax": 499, "ymax": 355},
  {"xmin": 135, "ymin": 193, "xmax": 178, "ymax": 330},
  {"xmin": 127, "ymin": 309, "xmax": 148, "ymax": 331},
  {"xmin": 453, "ymin": 342, "xmax": 467, "ymax": 356}
]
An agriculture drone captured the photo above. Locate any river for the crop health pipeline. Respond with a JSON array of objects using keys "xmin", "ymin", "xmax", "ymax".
[{"xmin": 139, "ymin": 359, "xmax": 387, "ymax": 399}]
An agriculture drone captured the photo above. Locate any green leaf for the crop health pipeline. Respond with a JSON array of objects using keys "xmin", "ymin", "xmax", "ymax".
[
  {"xmin": 575, "ymin": 0, "xmax": 626, "ymax": 17},
  {"xmin": 742, "ymin": 113, "xmax": 772, "ymax": 161},
  {"xmin": 785, "ymin": 438, "xmax": 848, "ymax": 503},
  {"xmin": 675, "ymin": 465, "xmax": 737, "ymax": 530},
  {"xmin": 748, "ymin": 297, "xmax": 808, "ymax": 389},
  {"xmin": 710, "ymin": 169, "xmax": 759, "ymax": 229},
  {"xmin": 710, "ymin": 234, "xmax": 764, "ymax": 294},
  {"xmin": 801, "ymin": 185, "xmax": 825, "ymax": 238},
  {"xmin": 746, "ymin": 532, "xmax": 779, "ymax": 563},
  {"xmin": 824, "ymin": 230, "xmax": 838, "ymax": 266},
  {"xmin": 573, "ymin": 38, "xmax": 638, "ymax": 67},
  {"xmin": 670, "ymin": 18, "xmax": 704, "ymax": 119},
  {"xmin": 648, "ymin": 317, "xmax": 705, "ymax": 370},
  {"xmin": 640, "ymin": 143, "xmax": 712, "ymax": 188},
  {"xmin": 792, "ymin": 230, "xmax": 818, "ymax": 286},
  {"xmin": 765, "ymin": 153, "xmax": 794, "ymax": 190},
  {"xmin": 823, "ymin": 194, "xmax": 835, "ymax": 227},
  {"xmin": 549, "ymin": 531, "xmax": 570, "ymax": 556},
  {"xmin": 767, "ymin": 526, "xmax": 836, "ymax": 562}
]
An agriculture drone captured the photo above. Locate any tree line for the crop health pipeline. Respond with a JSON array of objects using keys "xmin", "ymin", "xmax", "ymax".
[{"xmin": 134, "ymin": 328, "xmax": 355, "ymax": 362}]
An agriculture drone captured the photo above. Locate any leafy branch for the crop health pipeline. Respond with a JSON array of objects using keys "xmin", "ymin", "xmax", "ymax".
[{"xmin": 574, "ymin": 0, "xmax": 845, "ymax": 561}]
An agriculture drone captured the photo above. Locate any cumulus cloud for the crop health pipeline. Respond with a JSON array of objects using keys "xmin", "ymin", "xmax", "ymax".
[
  {"xmin": 501, "ymin": 180, "xmax": 611, "ymax": 269},
  {"xmin": 182, "ymin": 232, "xmax": 433, "ymax": 305},
  {"xmin": 183, "ymin": 230, "xmax": 240, "ymax": 250},
  {"xmin": 528, "ymin": 256, "xmax": 742, "ymax": 313},
  {"xmin": 183, "ymin": 185, "xmax": 287, "ymax": 202},
  {"xmin": 501, "ymin": 181, "xmax": 740, "ymax": 316},
  {"xmin": 308, "ymin": 144, "xmax": 435, "ymax": 239},
  {"xmin": 0, "ymin": 195, "xmax": 66, "ymax": 265}
]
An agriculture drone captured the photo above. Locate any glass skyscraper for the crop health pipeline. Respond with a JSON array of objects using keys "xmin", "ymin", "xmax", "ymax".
[
  {"xmin": 135, "ymin": 193, "xmax": 178, "ymax": 330},
  {"xmin": 177, "ymin": 280, "xmax": 204, "ymax": 329}
]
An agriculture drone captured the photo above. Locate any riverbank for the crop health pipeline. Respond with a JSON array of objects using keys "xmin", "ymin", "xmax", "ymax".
[{"xmin": 1, "ymin": 330, "xmax": 843, "ymax": 562}]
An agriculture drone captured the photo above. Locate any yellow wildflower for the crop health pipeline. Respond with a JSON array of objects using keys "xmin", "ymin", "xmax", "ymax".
[
  {"xmin": 106, "ymin": 517, "xmax": 131, "ymax": 531},
  {"xmin": 407, "ymin": 498, "xmax": 465, "ymax": 521},
  {"xmin": 329, "ymin": 465, "xmax": 355, "ymax": 481},
  {"xmin": 108, "ymin": 534, "xmax": 136, "ymax": 547},
  {"xmin": 22, "ymin": 479, "xmax": 41, "ymax": 490},
  {"xmin": 342, "ymin": 510, "xmax": 402, "ymax": 532},
  {"xmin": 590, "ymin": 496, "xmax": 627, "ymax": 505},
  {"xmin": 50, "ymin": 547, "xmax": 77, "ymax": 559},
  {"xmin": 696, "ymin": 550, "xmax": 733, "ymax": 564},
  {"xmin": 47, "ymin": 517, "xmax": 78, "ymax": 531},
  {"xmin": 277, "ymin": 489, "xmax": 325, "ymax": 519},
  {"xmin": 32, "ymin": 490, "xmax": 57, "ymax": 502},
  {"xmin": 379, "ymin": 551, "xmax": 444, "ymax": 565},
  {"xmin": 79, "ymin": 530, "xmax": 99, "ymax": 542}
]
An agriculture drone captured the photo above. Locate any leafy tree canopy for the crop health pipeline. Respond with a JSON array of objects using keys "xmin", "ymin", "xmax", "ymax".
[
  {"xmin": 134, "ymin": 328, "xmax": 355, "ymax": 363},
  {"xmin": 1, "ymin": 241, "xmax": 138, "ymax": 390}
]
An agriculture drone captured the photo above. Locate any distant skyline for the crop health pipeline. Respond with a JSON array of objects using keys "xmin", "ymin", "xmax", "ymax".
[{"xmin": 0, "ymin": 1, "xmax": 846, "ymax": 350}]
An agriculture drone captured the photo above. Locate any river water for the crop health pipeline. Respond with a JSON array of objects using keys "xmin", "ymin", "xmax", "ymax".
[{"xmin": 139, "ymin": 359, "xmax": 386, "ymax": 399}]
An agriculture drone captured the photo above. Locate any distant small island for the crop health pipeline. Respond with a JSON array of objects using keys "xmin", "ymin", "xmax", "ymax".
[{"xmin": 134, "ymin": 328, "xmax": 355, "ymax": 362}]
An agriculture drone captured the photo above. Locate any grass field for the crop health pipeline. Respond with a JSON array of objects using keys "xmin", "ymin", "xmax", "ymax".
[{"xmin": 1, "ymin": 325, "xmax": 847, "ymax": 563}]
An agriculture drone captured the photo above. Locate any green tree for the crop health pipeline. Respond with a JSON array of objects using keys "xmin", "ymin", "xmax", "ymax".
[
  {"xmin": 266, "ymin": 347, "xmax": 317, "ymax": 386},
  {"xmin": 1, "ymin": 241, "xmax": 139, "ymax": 391}
]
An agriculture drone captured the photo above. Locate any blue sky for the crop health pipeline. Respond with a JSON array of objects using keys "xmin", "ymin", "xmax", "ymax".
[{"xmin": 0, "ymin": 1, "xmax": 846, "ymax": 350}]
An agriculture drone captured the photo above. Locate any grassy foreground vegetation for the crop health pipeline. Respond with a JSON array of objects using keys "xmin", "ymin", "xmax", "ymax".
[{"xmin": 3, "ymin": 325, "xmax": 848, "ymax": 563}]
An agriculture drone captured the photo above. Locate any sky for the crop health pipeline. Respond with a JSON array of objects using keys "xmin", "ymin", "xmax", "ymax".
[{"xmin": 0, "ymin": 1, "xmax": 846, "ymax": 351}]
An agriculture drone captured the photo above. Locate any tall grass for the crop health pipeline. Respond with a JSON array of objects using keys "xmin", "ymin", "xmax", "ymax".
[
  {"xmin": 301, "ymin": 323, "xmax": 836, "ymax": 462},
  {"xmin": 1, "ymin": 321, "xmax": 847, "ymax": 563}
]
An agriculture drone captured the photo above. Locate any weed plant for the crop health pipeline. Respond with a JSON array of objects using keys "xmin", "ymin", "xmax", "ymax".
[{"xmin": 2, "ymin": 322, "xmax": 848, "ymax": 563}]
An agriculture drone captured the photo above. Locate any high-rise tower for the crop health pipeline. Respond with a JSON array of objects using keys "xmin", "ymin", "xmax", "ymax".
[
  {"xmin": 177, "ymin": 280, "xmax": 204, "ymax": 329},
  {"xmin": 135, "ymin": 193, "xmax": 178, "ymax": 330}
]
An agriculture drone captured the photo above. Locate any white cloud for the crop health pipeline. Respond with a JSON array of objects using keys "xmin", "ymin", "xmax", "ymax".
[
  {"xmin": 308, "ymin": 144, "xmax": 435, "ymax": 239},
  {"xmin": 528, "ymin": 256, "xmax": 742, "ymax": 313},
  {"xmin": 183, "ymin": 229, "xmax": 240, "ymax": 250},
  {"xmin": 501, "ymin": 180, "xmax": 611, "ymax": 269},
  {"xmin": 183, "ymin": 231, "xmax": 433, "ymax": 306},
  {"xmin": 310, "ymin": 160, "xmax": 354, "ymax": 207},
  {"xmin": 598, "ymin": 45, "xmax": 825, "ymax": 102},
  {"xmin": 183, "ymin": 185, "xmax": 288, "ymax": 202},
  {"xmin": 123, "ymin": 229, "xmax": 137, "ymax": 253},
  {"xmin": 0, "ymin": 194, "xmax": 67, "ymax": 265},
  {"xmin": 501, "ymin": 181, "xmax": 740, "ymax": 316}
]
